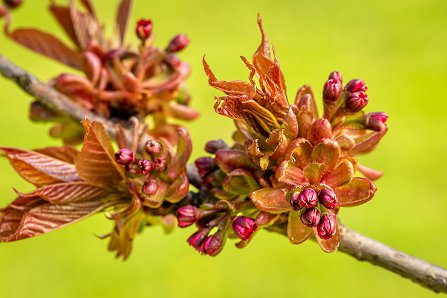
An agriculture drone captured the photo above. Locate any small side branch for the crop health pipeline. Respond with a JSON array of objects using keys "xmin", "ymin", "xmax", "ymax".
[{"xmin": 1, "ymin": 53, "xmax": 447, "ymax": 294}]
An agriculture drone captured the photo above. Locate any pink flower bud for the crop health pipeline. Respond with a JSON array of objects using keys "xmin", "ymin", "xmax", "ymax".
[
  {"xmin": 145, "ymin": 140, "xmax": 162, "ymax": 155},
  {"xmin": 167, "ymin": 34, "xmax": 190, "ymax": 53},
  {"xmin": 365, "ymin": 112, "xmax": 388, "ymax": 131},
  {"xmin": 138, "ymin": 159, "xmax": 154, "ymax": 175},
  {"xmin": 290, "ymin": 188, "xmax": 317, "ymax": 210},
  {"xmin": 195, "ymin": 157, "xmax": 215, "ymax": 177},
  {"xmin": 300, "ymin": 208, "xmax": 321, "ymax": 227},
  {"xmin": 232, "ymin": 216, "xmax": 257, "ymax": 240},
  {"xmin": 124, "ymin": 164, "xmax": 139, "ymax": 176},
  {"xmin": 323, "ymin": 79, "xmax": 342, "ymax": 102},
  {"xmin": 187, "ymin": 229, "xmax": 209, "ymax": 252},
  {"xmin": 0, "ymin": 6, "xmax": 7, "ymax": 17},
  {"xmin": 115, "ymin": 148, "xmax": 135, "ymax": 165},
  {"xmin": 345, "ymin": 91, "xmax": 368, "ymax": 113},
  {"xmin": 345, "ymin": 79, "xmax": 367, "ymax": 93},
  {"xmin": 318, "ymin": 188, "xmax": 338, "ymax": 209},
  {"xmin": 176, "ymin": 205, "xmax": 201, "ymax": 228},
  {"xmin": 142, "ymin": 178, "xmax": 158, "ymax": 195},
  {"xmin": 135, "ymin": 19, "xmax": 153, "ymax": 41},
  {"xmin": 328, "ymin": 71, "xmax": 343, "ymax": 82},
  {"xmin": 202, "ymin": 232, "xmax": 224, "ymax": 256},
  {"xmin": 4, "ymin": 0, "xmax": 22, "ymax": 9},
  {"xmin": 205, "ymin": 139, "xmax": 228, "ymax": 154},
  {"xmin": 317, "ymin": 212, "xmax": 337, "ymax": 240},
  {"xmin": 154, "ymin": 158, "xmax": 167, "ymax": 172}
]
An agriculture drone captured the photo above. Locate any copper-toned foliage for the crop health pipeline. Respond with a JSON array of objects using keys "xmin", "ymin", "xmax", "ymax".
[
  {"xmin": 190, "ymin": 16, "xmax": 388, "ymax": 254},
  {"xmin": 0, "ymin": 119, "xmax": 191, "ymax": 259},
  {"xmin": 3, "ymin": 0, "xmax": 198, "ymax": 144}
]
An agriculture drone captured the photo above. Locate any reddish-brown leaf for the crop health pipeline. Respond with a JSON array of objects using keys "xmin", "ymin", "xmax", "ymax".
[
  {"xmin": 69, "ymin": 2, "xmax": 99, "ymax": 50},
  {"xmin": 8, "ymin": 28, "xmax": 82, "ymax": 69},
  {"xmin": 34, "ymin": 146, "xmax": 79, "ymax": 164},
  {"xmin": 288, "ymin": 211, "xmax": 312, "ymax": 244},
  {"xmin": 17, "ymin": 182, "xmax": 112, "ymax": 204},
  {"xmin": 311, "ymin": 138, "xmax": 340, "ymax": 171},
  {"xmin": 75, "ymin": 119, "xmax": 125, "ymax": 186},
  {"xmin": 276, "ymin": 160, "xmax": 306, "ymax": 186},
  {"xmin": 324, "ymin": 159, "xmax": 354, "ymax": 188},
  {"xmin": 1, "ymin": 147, "xmax": 80, "ymax": 187},
  {"xmin": 116, "ymin": 0, "xmax": 133, "ymax": 45},
  {"xmin": 335, "ymin": 177, "xmax": 377, "ymax": 207},
  {"xmin": 215, "ymin": 149, "xmax": 256, "ymax": 174},
  {"xmin": 167, "ymin": 127, "xmax": 192, "ymax": 178},
  {"xmin": 48, "ymin": 4, "xmax": 81, "ymax": 48},
  {"xmin": 0, "ymin": 200, "xmax": 112, "ymax": 242},
  {"xmin": 250, "ymin": 187, "xmax": 291, "ymax": 213}
]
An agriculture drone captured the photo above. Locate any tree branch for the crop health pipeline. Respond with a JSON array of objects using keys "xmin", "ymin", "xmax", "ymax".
[{"xmin": 1, "ymin": 53, "xmax": 447, "ymax": 293}]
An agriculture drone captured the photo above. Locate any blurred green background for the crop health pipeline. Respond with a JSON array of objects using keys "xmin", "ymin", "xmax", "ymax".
[{"xmin": 1, "ymin": 0, "xmax": 447, "ymax": 297}]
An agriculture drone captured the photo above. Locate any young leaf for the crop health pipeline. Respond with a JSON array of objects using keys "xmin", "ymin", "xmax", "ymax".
[
  {"xmin": 34, "ymin": 146, "xmax": 79, "ymax": 164},
  {"xmin": 75, "ymin": 119, "xmax": 125, "ymax": 186},
  {"xmin": 48, "ymin": 3, "xmax": 81, "ymax": 48},
  {"xmin": 16, "ymin": 182, "xmax": 112, "ymax": 204},
  {"xmin": 8, "ymin": 28, "xmax": 82, "ymax": 69},
  {"xmin": 1, "ymin": 147, "xmax": 80, "ymax": 187},
  {"xmin": 116, "ymin": 0, "xmax": 133, "ymax": 45},
  {"xmin": 0, "ymin": 200, "xmax": 113, "ymax": 242}
]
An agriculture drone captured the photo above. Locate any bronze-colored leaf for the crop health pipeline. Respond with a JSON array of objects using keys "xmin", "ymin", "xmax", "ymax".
[
  {"xmin": 34, "ymin": 146, "xmax": 79, "ymax": 164},
  {"xmin": 17, "ymin": 182, "xmax": 112, "ymax": 204},
  {"xmin": 335, "ymin": 177, "xmax": 377, "ymax": 207},
  {"xmin": 116, "ymin": 0, "xmax": 133, "ymax": 45},
  {"xmin": 358, "ymin": 164, "xmax": 384, "ymax": 181},
  {"xmin": 0, "ymin": 200, "xmax": 113, "ymax": 242},
  {"xmin": 49, "ymin": 3, "xmax": 81, "ymax": 48},
  {"xmin": 324, "ymin": 159, "xmax": 354, "ymax": 188},
  {"xmin": 311, "ymin": 138, "xmax": 340, "ymax": 171},
  {"xmin": 75, "ymin": 119, "xmax": 125, "ymax": 186},
  {"xmin": 307, "ymin": 118, "xmax": 332, "ymax": 144},
  {"xmin": 8, "ymin": 28, "xmax": 82, "ymax": 69},
  {"xmin": 167, "ymin": 127, "xmax": 192, "ymax": 177},
  {"xmin": 303, "ymin": 162, "xmax": 324, "ymax": 185},
  {"xmin": 1, "ymin": 147, "xmax": 80, "ymax": 187},
  {"xmin": 314, "ymin": 222, "xmax": 340, "ymax": 253},
  {"xmin": 250, "ymin": 187, "xmax": 291, "ymax": 213},
  {"xmin": 288, "ymin": 211, "xmax": 312, "ymax": 244},
  {"xmin": 276, "ymin": 160, "xmax": 306, "ymax": 186},
  {"xmin": 108, "ymin": 209, "xmax": 146, "ymax": 260},
  {"xmin": 223, "ymin": 169, "xmax": 260, "ymax": 195},
  {"xmin": 69, "ymin": 1, "xmax": 99, "ymax": 50},
  {"xmin": 215, "ymin": 149, "xmax": 255, "ymax": 174},
  {"xmin": 284, "ymin": 138, "xmax": 312, "ymax": 169},
  {"xmin": 295, "ymin": 84, "xmax": 318, "ymax": 119}
]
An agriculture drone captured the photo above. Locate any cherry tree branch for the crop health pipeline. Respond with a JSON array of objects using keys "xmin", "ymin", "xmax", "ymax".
[{"xmin": 1, "ymin": 53, "xmax": 447, "ymax": 293}]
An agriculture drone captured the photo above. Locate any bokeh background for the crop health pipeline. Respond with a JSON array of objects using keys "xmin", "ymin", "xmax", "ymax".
[{"xmin": 1, "ymin": 0, "xmax": 447, "ymax": 297}]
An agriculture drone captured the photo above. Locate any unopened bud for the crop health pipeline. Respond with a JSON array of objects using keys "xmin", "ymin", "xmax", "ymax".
[
  {"xmin": 135, "ymin": 19, "xmax": 153, "ymax": 41},
  {"xmin": 290, "ymin": 188, "xmax": 317, "ymax": 210},
  {"xmin": 345, "ymin": 91, "xmax": 368, "ymax": 113},
  {"xmin": 142, "ymin": 178, "xmax": 158, "ymax": 195},
  {"xmin": 345, "ymin": 79, "xmax": 367, "ymax": 93},
  {"xmin": 115, "ymin": 148, "xmax": 135, "ymax": 165},
  {"xmin": 176, "ymin": 205, "xmax": 201, "ymax": 228},
  {"xmin": 365, "ymin": 112, "xmax": 388, "ymax": 131},
  {"xmin": 195, "ymin": 157, "xmax": 215, "ymax": 177},
  {"xmin": 202, "ymin": 232, "xmax": 224, "ymax": 256},
  {"xmin": 145, "ymin": 139, "xmax": 162, "ymax": 155},
  {"xmin": 187, "ymin": 229, "xmax": 209, "ymax": 252},
  {"xmin": 323, "ymin": 79, "xmax": 342, "ymax": 102},
  {"xmin": 317, "ymin": 212, "xmax": 337, "ymax": 240},
  {"xmin": 138, "ymin": 159, "xmax": 154, "ymax": 175},
  {"xmin": 232, "ymin": 216, "xmax": 257, "ymax": 240},
  {"xmin": 167, "ymin": 34, "xmax": 190, "ymax": 53},
  {"xmin": 318, "ymin": 188, "xmax": 338, "ymax": 209},
  {"xmin": 328, "ymin": 71, "xmax": 343, "ymax": 82},
  {"xmin": 205, "ymin": 139, "xmax": 228, "ymax": 154},
  {"xmin": 153, "ymin": 158, "xmax": 167, "ymax": 172},
  {"xmin": 300, "ymin": 208, "xmax": 321, "ymax": 227}
]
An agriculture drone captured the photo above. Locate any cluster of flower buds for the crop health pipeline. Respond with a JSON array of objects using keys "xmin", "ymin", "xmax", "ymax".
[
  {"xmin": 196, "ymin": 16, "xmax": 387, "ymax": 253},
  {"xmin": 2, "ymin": 0, "xmax": 198, "ymax": 144},
  {"xmin": 176, "ymin": 200, "xmax": 259, "ymax": 256},
  {"xmin": 290, "ymin": 187, "xmax": 337, "ymax": 239}
]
